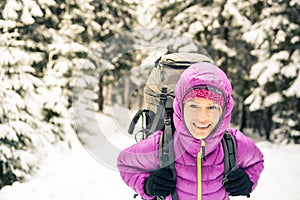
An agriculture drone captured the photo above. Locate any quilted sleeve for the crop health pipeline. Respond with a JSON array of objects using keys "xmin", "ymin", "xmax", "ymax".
[
  {"xmin": 229, "ymin": 128, "xmax": 264, "ymax": 191},
  {"xmin": 117, "ymin": 131, "xmax": 161, "ymax": 199}
]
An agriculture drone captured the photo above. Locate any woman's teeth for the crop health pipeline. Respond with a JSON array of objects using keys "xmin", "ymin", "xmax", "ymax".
[{"xmin": 193, "ymin": 123, "xmax": 210, "ymax": 129}]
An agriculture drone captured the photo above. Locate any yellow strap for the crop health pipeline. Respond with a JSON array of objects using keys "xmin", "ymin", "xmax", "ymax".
[{"xmin": 197, "ymin": 140, "xmax": 205, "ymax": 200}]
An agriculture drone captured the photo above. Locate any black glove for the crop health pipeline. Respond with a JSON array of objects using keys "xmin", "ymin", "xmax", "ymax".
[
  {"xmin": 223, "ymin": 168, "xmax": 253, "ymax": 196},
  {"xmin": 144, "ymin": 167, "xmax": 176, "ymax": 197}
]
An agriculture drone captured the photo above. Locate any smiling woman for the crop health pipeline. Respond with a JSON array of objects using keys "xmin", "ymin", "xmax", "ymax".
[
  {"xmin": 117, "ymin": 62, "xmax": 264, "ymax": 200},
  {"xmin": 183, "ymin": 97, "xmax": 223, "ymax": 139}
]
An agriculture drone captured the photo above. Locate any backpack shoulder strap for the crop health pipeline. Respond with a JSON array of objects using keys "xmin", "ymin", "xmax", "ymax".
[
  {"xmin": 158, "ymin": 117, "xmax": 178, "ymax": 200},
  {"xmin": 158, "ymin": 117, "xmax": 174, "ymax": 168},
  {"xmin": 221, "ymin": 130, "xmax": 237, "ymax": 175},
  {"xmin": 149, "ymin": 87, "xmax": 168, "ymax": 134}
]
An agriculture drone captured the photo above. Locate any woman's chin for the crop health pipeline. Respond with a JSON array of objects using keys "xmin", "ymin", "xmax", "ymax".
[{"xmin": 193, "ymin": 131, "xmax": 209, "ymax": 140}]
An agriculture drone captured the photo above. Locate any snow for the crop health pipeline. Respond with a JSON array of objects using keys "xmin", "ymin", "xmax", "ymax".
[
  {"xmin": 263, "ymin": 92, "xmax": 283, "ymax": 107},
  {"xmin": 281, "ymin": 63, "xmax": 297, "ymax": 78},
  {"xmin": 2, "ymin": 0, "xmax": 21, "ymax": 20},
  {"xmin": 212, "ymin": 38, "xmax": 237, "ymax": 57},
  {"xmin": 284, "ymin": 73, "xmax": 300, "ymax": 97},
  {"xmin": 0, "ymin": 108, "xmax": 300, "ymax": 200},
  {"xmin": 244, "ymin": 88, "xmax": 263, "ymax": 112},
  {"xmin": 250, "ymin": 60, "xmax": 281, "ymax": 86},
  {"xmin": 223, "ymin": 0, "xmax": 251, "ymax": 30}
]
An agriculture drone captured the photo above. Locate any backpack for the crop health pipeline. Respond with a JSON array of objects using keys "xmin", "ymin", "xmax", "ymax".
[{"xmin": 128, "ymin": 53, "xmax": 237, "ymax": 200}]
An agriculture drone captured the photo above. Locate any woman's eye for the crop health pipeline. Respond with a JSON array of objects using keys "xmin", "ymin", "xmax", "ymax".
[
  {"xmin": 189, "ymin": 104, "xmax": 198, "ymax": 109},
  {"xmin": 208, "ymin": 106, "xmax": 217, "ymax": 110}
]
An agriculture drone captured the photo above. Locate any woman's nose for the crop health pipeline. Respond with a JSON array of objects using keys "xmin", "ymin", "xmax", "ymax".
[{"xmin": 197, "ymin": 108, "xmax": 210, "ymax": 121}]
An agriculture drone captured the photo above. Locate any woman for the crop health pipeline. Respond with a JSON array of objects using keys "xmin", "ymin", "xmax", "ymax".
[{"xmin": 117, "ymin": 62, "xmax": 264, "ymax": 200}]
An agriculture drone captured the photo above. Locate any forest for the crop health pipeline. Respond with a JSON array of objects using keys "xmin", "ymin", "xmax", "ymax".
[{"xmin": 0, "ymin": 0, "xmax": 299, "ymax": 189}]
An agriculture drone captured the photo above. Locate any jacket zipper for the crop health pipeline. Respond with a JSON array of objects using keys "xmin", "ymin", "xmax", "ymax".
[{"xmin": 197, "ymin": 140, "xmax": 206, "ymax": 200}]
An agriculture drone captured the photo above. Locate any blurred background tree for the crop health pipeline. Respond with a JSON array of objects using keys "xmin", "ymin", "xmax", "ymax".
[
  {"xmin": 150, "ymin": 0, "xmax": 300, "ymax": 143},
  {"xmin": 0, "ymin": 0, "xmax": 137, "ymax": 188},
  {"xmin": 243, "ymin": 0, "xmax": 300, "ymax": 143}
]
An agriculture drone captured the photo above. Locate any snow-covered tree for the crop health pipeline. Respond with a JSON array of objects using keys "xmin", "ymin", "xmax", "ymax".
[
  {"xmin": 243, "ymin": 0, "xmax": 300, "ymax": 143},
  {"xmin": 71, "ymin": 0, "xmax": 138, "ymax": 111},
  {"xmin": 147, "ymin": 0, "xmax": 300, "ymax": 143},
  {"xmin": 0, "ymin": 0, "xmax": 51, "ymax": 186},
  {"xmin": 94, "ymin": 27, "xmax": 212, "ymax": 111},
  {"xmin": 150, "ymin": 0, "xmax": 257, "ymax": 128},
  {"xmin": 0, "ymin": 0, "xmax": 138, "ymax": 188}
]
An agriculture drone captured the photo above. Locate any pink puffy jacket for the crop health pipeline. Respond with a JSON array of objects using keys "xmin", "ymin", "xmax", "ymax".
[{"xmin": 118, "ymin": 63, "xmax": 264, "ymax": 200}]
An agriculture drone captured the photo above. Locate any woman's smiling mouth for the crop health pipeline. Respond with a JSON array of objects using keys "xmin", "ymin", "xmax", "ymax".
[{"xmin": 193, "ymin": 123, "xmax": 211, "ymax": 129}]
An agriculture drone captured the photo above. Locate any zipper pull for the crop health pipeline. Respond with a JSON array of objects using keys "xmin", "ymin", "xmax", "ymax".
[{"xmin": 201, "ymin": 140, "xmax": 206, "ymax": 161}]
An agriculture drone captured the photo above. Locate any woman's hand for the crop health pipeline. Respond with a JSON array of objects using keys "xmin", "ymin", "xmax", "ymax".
[
  {"xmin": 144, "ymin": 167, "xmax": 176, "ymax": 197},
  {"xmin": 223, "ymin": 168, "xmax": 253, "ymax": 196}
]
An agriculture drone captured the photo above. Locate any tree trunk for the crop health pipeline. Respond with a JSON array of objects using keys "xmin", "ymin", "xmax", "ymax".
[
  {"xmin": 124, "ymin": 77, "xmax": 130, "ymax": 109},
  {"xmin": 239, "ymin": 103, "xmax": 247, "ymax": 133},
  {"xmin": 264, "ymin": 107, "xmax": 272, "ymax": 141},
  {"xmin": 98, "ymin": 74, "xmax": 104, "ymax": 112}
]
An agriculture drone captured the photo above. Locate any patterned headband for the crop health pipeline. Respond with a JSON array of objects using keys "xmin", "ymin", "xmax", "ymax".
[{"xmin": 183, "ymin": 88, "xmax": 225, "ymax": 108}]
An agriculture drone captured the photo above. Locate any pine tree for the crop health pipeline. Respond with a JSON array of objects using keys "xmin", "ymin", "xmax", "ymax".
[
  {"xmin": 243, "ymin": 0, "xmax": 300, "ymax": 143},
  {"xmin": 151, "ymin": 0, "xmax": 257, "ymax": 129},
  {"xmin": 73, "ymin": 0, "xmax": 137, "ymax": 111},
  {"xmin": 0, "ymin": 0, "xmax": 51, "ymax": 186},
  {"xmin": 147, "ymin": 0, "xmax": 300, "ymax": 143},
  {"xmin": 0, "ymin": 0, "xmax": 138, "ymax": 188}
]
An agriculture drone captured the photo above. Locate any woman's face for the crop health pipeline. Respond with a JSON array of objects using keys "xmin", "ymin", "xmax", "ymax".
[{"xmin": 183, "ymin": 98, "xmax": 223, "ymax": 139}]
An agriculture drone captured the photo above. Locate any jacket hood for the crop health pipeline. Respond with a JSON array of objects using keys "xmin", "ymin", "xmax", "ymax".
[{"xmin": 173, "ymin": 62, "xmax": 234, "ymax": 156}]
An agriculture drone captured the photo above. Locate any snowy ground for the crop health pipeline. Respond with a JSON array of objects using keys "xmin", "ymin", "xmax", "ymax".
[{"xmin": 0, "ymin": 109, "xmax": 300, "ymax": 200}]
